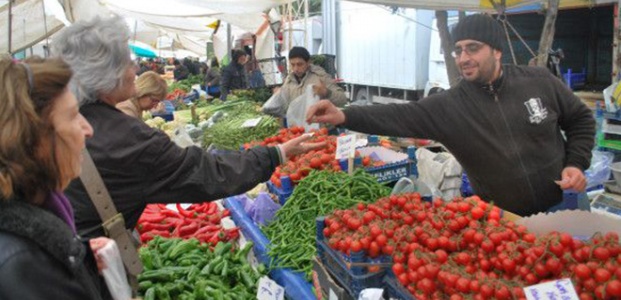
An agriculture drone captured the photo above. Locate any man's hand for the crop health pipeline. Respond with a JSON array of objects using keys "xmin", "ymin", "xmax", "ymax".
[
  {"xmin": 555, "ymin": 166, "xmax": 587, "ymax": 192},
  {"xmin": 279, "ymin": 132, "xmax": 327, "ymax": 158},
  {"xmin": 305, "ymin": 100, "xmax": 346, "ymax": 125},
  {"xmin": 312, "ymin": 80, "xmax": 329, "ymax": 98}
]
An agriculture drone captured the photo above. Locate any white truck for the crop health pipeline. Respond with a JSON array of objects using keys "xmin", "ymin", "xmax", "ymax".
[{"xmin": 332, "ymin": 1, "xmax": 452, "ymax": 104}]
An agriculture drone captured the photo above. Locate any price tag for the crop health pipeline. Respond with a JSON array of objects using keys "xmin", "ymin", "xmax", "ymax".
[
  {"xmin": 524, "ymin": 278, "xmax": 579, "ymax": 300},
  {"xmin": 242, "ymin": 117, "xmax": 263, "ymax": 128},
  {"xmin": 257, "ymin": 276, "xmax": 284, "ymax": 300},
  {"xmin": 335, "ymin": 134, "xmax": 357, "ymax": 160}
]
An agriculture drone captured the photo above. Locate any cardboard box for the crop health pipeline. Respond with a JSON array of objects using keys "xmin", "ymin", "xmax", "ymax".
[{"xmin": 312, "ymin": 258, "xmax": 354, "ymax": 300}]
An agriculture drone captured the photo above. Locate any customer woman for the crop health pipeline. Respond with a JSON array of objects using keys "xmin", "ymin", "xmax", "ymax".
[
  {"xmin": 116, "ymin": 71, "xmax": 167, "ymax": 119},
  {"xmin": 0, "ymin": 57, "xmax": 105, "ymax": 299},
  {"xmin": 54, "ymin": 16, "xmax": 324, "ymax": 246}
]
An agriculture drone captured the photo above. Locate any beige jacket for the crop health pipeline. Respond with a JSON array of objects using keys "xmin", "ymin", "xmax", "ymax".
[
  {"xmin": 116, "ymin": 99, "xmax": 141, "ymax": 119},
  {"xmin": 280, "ymin": 64, "xmax": 347, "ymax": 108}
]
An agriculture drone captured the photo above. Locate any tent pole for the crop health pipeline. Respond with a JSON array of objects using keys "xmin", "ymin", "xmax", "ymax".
[
  {"xmin": 227, "ymin": 23, "xmax": 232, "ymax": 57},
  {"xmin": 42, "ymin": 0, "xmax": 50, "ymax": 57},
  {"xmin": 304, "ymin": 0, "xmax": 308, "ymax": 49},
  {"xmin": 8, "ymin": 0, "xmax": 13, "ymax": 56}
]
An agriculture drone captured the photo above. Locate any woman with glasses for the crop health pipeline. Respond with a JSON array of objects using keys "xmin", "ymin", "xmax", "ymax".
[
  {"xmin": 0, "ymin": 56, "xmax": 110, "ymax": 299},
  {"xmin": 306, "ymin": 13, "xmax": 595, "ymax": 217},
  {"xmin": 116, "ymin": 71, "xmax": 166, "ymax": 119}
]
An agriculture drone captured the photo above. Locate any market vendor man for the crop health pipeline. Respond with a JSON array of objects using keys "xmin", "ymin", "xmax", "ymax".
[
  {"xmin": 279, "ymin": 46, "xmax": 348, "ymax": 110},
  {"xmin": 306, "ymin": 14, "xmax": 596, "ymax": 216}
]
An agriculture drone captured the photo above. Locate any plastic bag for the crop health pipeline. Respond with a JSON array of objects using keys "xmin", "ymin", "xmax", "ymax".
[
  {"xmin": 286, "ymin": 85, "xmax": 320, "ymax": 131},
  {"xmin": 262, "ymin": 91, "xmax": 287, "ymax": 117},
  {"xmin": 391, "ymin": 176, "xmax": 442, "ymax": 199},
  {"xmin": 249, "ymin": 192, "xmax": 281, "ymax": 226},
  {"xmin": 99, "ymin": 240, "xmax": 131, "ymax": 300},
  {"xmin": 585, "ymin": 150, "xmax": 614, "ymax": 190},
  {"xmin": 171, "ymin": 124, "xmax": 195, "ymax": 148},
  {"xmin": 416, "ymin": 148, "xmax": 463, "ymax": 199}
]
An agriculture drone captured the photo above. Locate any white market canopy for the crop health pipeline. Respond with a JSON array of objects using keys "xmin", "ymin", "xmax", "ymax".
[
  {"xmin": 1, "ymin": 0, "xmax": 290, "ymax": 56},
  {"xmin": 346, "ymin": 0, "xmax": 619, "ymax": 12}
]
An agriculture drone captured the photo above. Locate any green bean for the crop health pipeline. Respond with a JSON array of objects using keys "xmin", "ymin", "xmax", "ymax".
[{"xmin": 263, "ymin": 169, "xmax": 390, "ymax": 279}]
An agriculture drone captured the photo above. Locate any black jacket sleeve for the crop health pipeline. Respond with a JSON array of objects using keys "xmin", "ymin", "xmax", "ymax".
[
  {"xmin": 140, "ymin": 129, "xmax": 281, "ymax": 203},
  {"xmin": 342, "ymin": 93, "xmax": 449, "ymax": 141},
  {"xmin": 550, "ymin": 75, "xmax": 596, "ymax": 170}
]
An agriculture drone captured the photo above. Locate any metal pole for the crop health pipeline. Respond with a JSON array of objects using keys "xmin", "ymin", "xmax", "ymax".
[
  {"xmin": 227, "ymin": 23, "xmax": 232, "ymax": 59},
  {"xmin": 304, "ymin": 0, "xmax": 308, "ymax": 49},
  {"xmin": 8, "ymin": 0, "xmax": 13, "ymax": 55},
  {"xmin": 42, "ymin": 0, "xmax": 50, "ymax": 57},
  {"xmin": 614, "ymin": 0, "xmax": 621, "ymax": 82},
  {"xmin": 288, "ymin": 2, "xmax": 293, "ymax": 50}
]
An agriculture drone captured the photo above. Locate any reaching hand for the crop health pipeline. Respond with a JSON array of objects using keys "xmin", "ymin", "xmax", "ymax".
[
  {"xmin": 89, "ymin": 237, "xmax": 112, "ymax": 273},
  {"xmin": 555, "ymin": 166, "xmax": 587, "ymax": 192},
  {"xmin": 305, "ymin": 100, "xmax": 346, "ymax": 125},
  {"xmin": 312, "ymin": 80, "xmax": 329, "ymax": 98},
  {"xmin": 279, "ymin": 132, "xmax": 327, "ymax": 158}
]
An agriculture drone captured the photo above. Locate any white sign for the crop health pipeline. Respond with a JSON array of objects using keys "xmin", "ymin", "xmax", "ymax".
[
  {"xmin": 335, "ymin": 134, "xmax": 357, "ymax": 160},
  {"xmin": 242, "ymin": 117, "xmax": 263, "ymax": 128},
  {"xmin": 524, "ymin": 278, "xmax": 579, "ymax": 300},
  {"xmin": 257, "ymin": 276, "xmax": 284, "ymax": 300}
]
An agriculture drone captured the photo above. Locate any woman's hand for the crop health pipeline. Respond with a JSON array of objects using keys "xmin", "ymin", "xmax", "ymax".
[
  {"xmin": 89, "ymin": 237, "xmax": 112, "ymax": 273},
  {"xmin": 279, "ymin": 132, "xmax": 327, "ymax": 158}
]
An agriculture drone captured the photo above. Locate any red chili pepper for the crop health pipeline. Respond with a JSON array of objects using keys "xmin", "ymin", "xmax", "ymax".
[
  {"xmin": 222, "ymin": 210, "xmax": 230, "ymax": 217},
  {"xmin": 176, "ymin": 203, "xmax": 196, "ymax": 218},
  {"xmin": 224, "ymin": 227, "xmax": 240, "ymax": 241},
  {"xmin": 140, "ymin": 230, "xmax": 170, "ymax": 243},
  {"xmin": 207, "ymin": 233, "xmax": 220, "ymax": 245},
  {"xmin": 194, "ymin": 225, "xmax": 221, "ymax": 235},
  {"xmin": 208, "ymin": 214, "xmax": 221, "ymax": 224},
  {"xmin": 161, "ymin": 209, "xmax": 180, "ymax": 218},
  {"xmin": 138, "ymin": 213, "xmax": 166, "ymax": 224},
  {"xmin": 142, "ymin": 222, "xmax": 173, "ymax": 232},
  {"xmin": 179, "ymin": 221, "xmax": 199, "ymax": 237},
  {"xmin": 206, "ymin": 202, "xmax": 218, "ymax": 215}
]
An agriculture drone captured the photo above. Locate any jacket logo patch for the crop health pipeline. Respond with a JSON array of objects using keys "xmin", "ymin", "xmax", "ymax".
[{"xmin": 524, "ymin": 98, "xmax": 548, "ymax": 124}]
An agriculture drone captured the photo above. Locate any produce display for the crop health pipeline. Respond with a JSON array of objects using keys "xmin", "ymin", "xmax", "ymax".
[
  {"xmin": 323, "ymin": 194, "xmax": 621, "ymax": 300},
  {"xmin": 136, "ymin": 203, "xmax": 238, "ymax": 245},
  {"xmin": 245, "ymin": 127, "xmax": 341, "ymax": 188},
  {"xmin": 138, "ymin": 238, "xmax": 266, "ymax": 300},
  {"xmin": 263, "ymin": 169, "xmax": 391, "ymax": 280},
  {"xmin": 202, "ymin": 103, "xmax": 281, "ymax": 150}
]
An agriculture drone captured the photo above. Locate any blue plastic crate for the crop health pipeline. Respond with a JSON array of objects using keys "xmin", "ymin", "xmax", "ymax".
[
  {"xmin": 365, "ymin": 160, "xmax": 411, "ymax": 183},
  {"xmin": 315, "ymin": 217, "xmax": 389, "ymax": 298},
  {"xmin": 266, "ymin": 178, "xmax": 293, "ymax": 205},
  {"xmin": 383, "ymin": 272, "xmax": 416, "ymax": 300},
  {"xmin": 152, "ymin": 112, "xmax": 174, "ymax": 122},
  {"xmin": 223, "ymin": 196, "xmax": 315, "ymax": 300},
  {"xmin": 563, "ymin": 68, "xmax": 586, "ymax": 90}
]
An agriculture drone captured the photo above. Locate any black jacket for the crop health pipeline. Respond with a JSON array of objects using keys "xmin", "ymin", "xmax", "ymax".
[
  {"xmin": 65, "ymin": 102, "xmax": 282, "ymax": 239},
  {"xmin": 220, "ymin": 62, "xmax": 248, "ymax": 100},
  {"xmin": 343, "ymin": 65, "xmax": 595, "ymax": 216},
  {"xmin": 0, "ymin": 200, "xmax": 102, "ymax": 300}
]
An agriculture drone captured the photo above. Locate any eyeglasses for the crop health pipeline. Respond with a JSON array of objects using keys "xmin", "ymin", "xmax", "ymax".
[{"xmin": 451, "ymin": 42, "xmax": 485, "ymax": 58}]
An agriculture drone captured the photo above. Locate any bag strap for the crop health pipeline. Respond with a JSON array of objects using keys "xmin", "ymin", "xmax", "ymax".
[{"xmin": 79, "ymin": 149, "xmax": 143, "ymax": 276}]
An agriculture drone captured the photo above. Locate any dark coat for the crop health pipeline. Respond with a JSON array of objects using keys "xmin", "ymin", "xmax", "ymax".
[
  {"xmin": 220, "ymin": 61, "xmax": 248, "ymax": 100},
  {"xmin": 343, "ymin": 65, "xmax": 595, "ymax": 216},
  {"xmin": 0, "ymin": 199, "xmax": 102, "ymax": 299}
]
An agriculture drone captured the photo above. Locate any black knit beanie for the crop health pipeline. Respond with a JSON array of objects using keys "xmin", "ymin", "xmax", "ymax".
[{"xmin": 451, "ymin": 14, "xmax": 504, "ymax": 51}]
